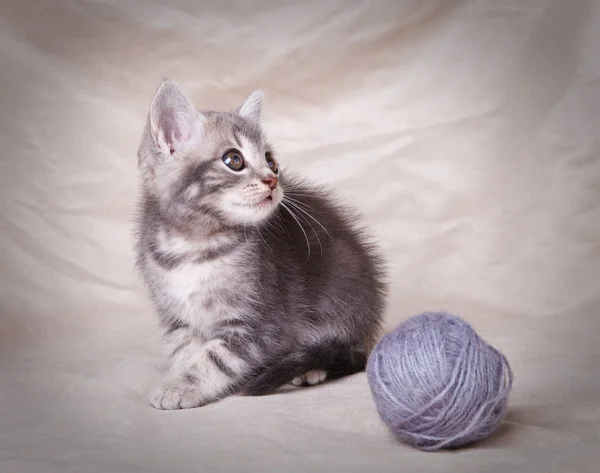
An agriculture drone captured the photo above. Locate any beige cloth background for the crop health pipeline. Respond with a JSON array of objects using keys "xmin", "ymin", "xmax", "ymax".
[{"xmin": 1, "ymin": 0, "xmax": 599, "ymax": 472}]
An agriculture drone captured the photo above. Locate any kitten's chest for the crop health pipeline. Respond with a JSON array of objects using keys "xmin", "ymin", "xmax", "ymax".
[{"xmin": 163, "ymin": 254, "xmax": 248, "ymax": 327}]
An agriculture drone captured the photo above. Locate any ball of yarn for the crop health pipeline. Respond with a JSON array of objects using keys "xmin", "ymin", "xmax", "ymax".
[{"xmin": 366, "ymin": 311, "xmax": 513, "ymax": 451}]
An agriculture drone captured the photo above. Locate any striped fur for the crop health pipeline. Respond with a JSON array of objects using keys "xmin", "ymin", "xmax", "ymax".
[{"xmin": 134, "ymin": 80, "xmax": 387, "ymax": 409}]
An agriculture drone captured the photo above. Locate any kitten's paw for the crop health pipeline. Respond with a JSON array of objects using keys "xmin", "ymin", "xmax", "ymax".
[
  {"xmin": 150, "ymin": 380, "xmax": 206, "ymax": 410},
  {"xmin": 291, "ymin": 370, "xmax": 327, "ymax": 387}
]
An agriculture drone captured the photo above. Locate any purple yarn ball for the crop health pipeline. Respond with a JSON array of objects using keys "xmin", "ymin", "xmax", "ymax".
[{"xmin": 366, "ymin": 311, "xmax": 514, "ymax": 451}]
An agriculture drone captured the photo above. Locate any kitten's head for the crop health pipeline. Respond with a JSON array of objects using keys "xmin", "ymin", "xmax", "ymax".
[{"xmin": 137, "ymin": 80, "xmax": 284, "ymax": 231}]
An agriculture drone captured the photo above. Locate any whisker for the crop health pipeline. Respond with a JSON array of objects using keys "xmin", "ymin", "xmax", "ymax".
[
  {"xmin": 284, "ymin": 196, "xmax": 316, "ymax": 211},
  {"xmin": 280, "ymin": 202, "xmax": 311, "ymax": 261},
  {"xmin": 283, "ymin": 194, "xmax": 327, "ymax": 214},
  {"xmin": 273, "ymin": 211, "xmax": 292, "ymax": 239},
  {"xmin": 283, "ymin": 193, "xmax": 318, "ymax": 200},
  {"xmin": 262, "ymin": 220, "xmax": 285, "ymax": 243},
  {"xmin": 285, "ymin": 200, "xmax": 323, "ymax": 255},
  {"xmin": 256, "ymin": 227, "xmax": 272, "ymax": 252},
  {"xmin": 283, "ymin": 191, "xmax": 314, "ymax": 196},
  {"xmin": 284, "ymin": 198, "xmax": 333, "ymax": 241}
]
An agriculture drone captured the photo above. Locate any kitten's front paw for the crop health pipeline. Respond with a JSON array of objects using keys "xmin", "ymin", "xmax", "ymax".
[
  {"xmin": 150, "ymin": 380, "xmax": 206, "ymax": 410},
  {"xmin": 291, "ymin": 370, "xmax": 327, "ymax": 387}
]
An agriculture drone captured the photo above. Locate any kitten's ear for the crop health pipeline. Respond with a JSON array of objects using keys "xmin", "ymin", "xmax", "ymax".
[
  {"xmin": 237, "ymin": 90, "xmax": 263, "ymax": 122},
  {"xmin": 149, "ymin": 79, "xmax": 200, "ymax": 155}
]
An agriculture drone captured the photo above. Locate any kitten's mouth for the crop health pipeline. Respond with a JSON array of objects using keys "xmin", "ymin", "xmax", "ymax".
[
  {"xmin": 239, "ymin": 193, "xmax": 275, "ymax": 209},
  {"xmin": 257, "ymin": 195, "xmax": 274, "ymax": 207}
]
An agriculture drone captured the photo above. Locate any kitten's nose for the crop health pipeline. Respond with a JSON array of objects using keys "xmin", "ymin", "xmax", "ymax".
[{"xmin": 262, "ymin": 176, "xmax": 278, "ymax": 190}]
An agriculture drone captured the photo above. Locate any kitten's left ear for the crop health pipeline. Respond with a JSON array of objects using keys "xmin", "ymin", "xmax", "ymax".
[
  {"xmin": 149, "ymin": 79, "xmax": 200, "ymax": 155},
  {"xmin": 237, "ymin": 90, "xmax": 263, "ymax": 122}
]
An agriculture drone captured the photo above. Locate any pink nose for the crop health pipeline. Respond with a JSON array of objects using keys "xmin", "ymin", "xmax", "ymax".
[{"xmin": 263, "ymin": 176, "xmax": 278, "ymax": 190}]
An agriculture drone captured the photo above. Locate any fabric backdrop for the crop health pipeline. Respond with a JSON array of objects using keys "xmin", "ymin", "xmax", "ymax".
[{"xmin": 1, "ymin": 0, "xmax": 599, "ymax": 472}]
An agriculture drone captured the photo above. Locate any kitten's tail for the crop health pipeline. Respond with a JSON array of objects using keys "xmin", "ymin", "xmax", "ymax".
[{"xmin": 242, "ymin": 342, "xmax": 367, "ymax": 396}]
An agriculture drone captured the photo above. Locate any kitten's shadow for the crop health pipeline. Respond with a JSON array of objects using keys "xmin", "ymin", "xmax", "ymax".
[{"xmin": 247, "ymin": 374, "xmax": 353, "ymax": 398}]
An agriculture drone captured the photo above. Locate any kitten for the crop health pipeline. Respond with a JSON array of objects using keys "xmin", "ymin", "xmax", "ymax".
[{"xmin": 134, "ymin": 80, "xmax": 387, "ymax": 410}]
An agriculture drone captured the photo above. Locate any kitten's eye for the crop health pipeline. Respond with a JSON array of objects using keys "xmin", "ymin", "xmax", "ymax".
[
  {"xmin": 222, "ymin": 150, "xmax": 245, "ymax": 172},
  {"xmin": 265, "ymin": 152, "xmax": 278, "ymax": 175}
]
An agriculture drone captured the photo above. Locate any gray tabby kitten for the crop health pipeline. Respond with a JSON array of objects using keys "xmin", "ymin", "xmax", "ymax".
[{"xmin": 135, "ymin": 80, "xmax": 387, "ymax": 410}]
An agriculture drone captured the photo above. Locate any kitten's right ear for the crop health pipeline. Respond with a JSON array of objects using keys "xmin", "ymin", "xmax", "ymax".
[
  {"xmin": 149, "ymin": 79, "xmax": 200, "ymax": 155},
  {"xmin": 238, "ymin": 90, "xmax": 263, "ymax": 122}
]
